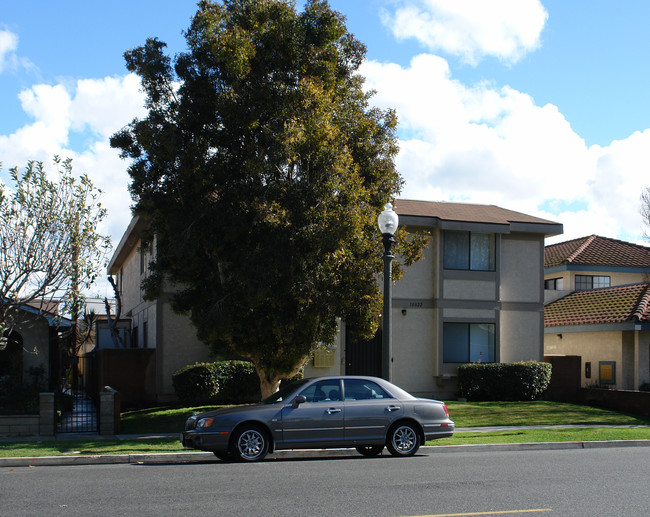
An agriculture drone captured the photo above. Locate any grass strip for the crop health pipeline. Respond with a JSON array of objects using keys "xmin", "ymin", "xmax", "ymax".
[
  {"xmin": 0, "ymin": 439, "xmax": 184, "ymax": 458},
  {"xmin": 426, "ymin": 427, "xmax": 650, "ymax": 446}
]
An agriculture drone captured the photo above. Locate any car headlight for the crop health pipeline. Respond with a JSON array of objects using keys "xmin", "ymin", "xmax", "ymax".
[{"xmin": 196, "ymin": 417, "xmax": 215, "ymax": 429}]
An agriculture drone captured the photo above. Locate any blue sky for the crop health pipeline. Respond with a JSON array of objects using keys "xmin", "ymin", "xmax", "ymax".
[{"xmin": 3, "ymin": 0, "xmax": 650, "ymax": 296}]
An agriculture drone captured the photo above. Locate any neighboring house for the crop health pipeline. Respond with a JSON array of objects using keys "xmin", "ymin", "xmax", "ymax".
[
  {"xmin": 0, "ymin": 302, "xmax": 72, "ymax": 390},
  {"xmin": 109, "ymin": 200, "xmax": 561, "ymax": 401},
  {"xmin": 544, "ymin": 235, "xmax": 650, "ymax": 390}
]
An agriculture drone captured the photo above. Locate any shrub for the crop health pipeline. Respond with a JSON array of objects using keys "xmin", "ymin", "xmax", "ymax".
[
  {"xmin": 172, "ymin": 360, "xmax": 305, "ymax": 404},
  {"xmin": 213, "ymin": 361, "xmax": 260, "ymax": 403},
  {"xmin": 172, "ymin": 362, "xmax": 221, "ymax": 404},
  {"xmin": 458, "ymin": 361, "xmax": 552, "ymax": 401},
  {"xmin": 639, "ymin": 382, "xmax": 650, "ymax": 392}
]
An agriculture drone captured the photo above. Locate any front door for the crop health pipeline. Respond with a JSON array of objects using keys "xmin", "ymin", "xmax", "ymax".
[{"xmin": 345, "ymin": 327, "xmax": 382, "ymax": 376}]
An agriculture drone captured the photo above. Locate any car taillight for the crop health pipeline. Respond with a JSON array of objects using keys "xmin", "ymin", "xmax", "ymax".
[{"xmin": 442, "ymin": 403, "xmax": 450, "ymax": 418}]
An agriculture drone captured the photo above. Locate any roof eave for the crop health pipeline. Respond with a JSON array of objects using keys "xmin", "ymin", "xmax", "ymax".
[{"xmin": 107, "ymin": 215, "xmax": 148, "ymax": 275}]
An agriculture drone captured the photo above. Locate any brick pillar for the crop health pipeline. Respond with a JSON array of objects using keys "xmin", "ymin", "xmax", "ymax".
[
  {"xmin": 99, "ymin": 387, "xmax": 121, "ymax": 435},
  {"xmin": 39, "ymin": 392, "xmax": 55, "ymax": 436}
]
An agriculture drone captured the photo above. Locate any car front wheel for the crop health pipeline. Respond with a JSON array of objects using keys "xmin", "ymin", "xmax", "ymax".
[
  {"xmin": 386, "ymin": 422, "xmax": 420, "ymax": 457},
  {"xmin": 231, "ymin": 426, "xmax": 269, "ymax": 462}
]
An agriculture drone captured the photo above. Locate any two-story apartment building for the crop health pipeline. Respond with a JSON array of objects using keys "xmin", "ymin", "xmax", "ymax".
[
  {"xmin": 108, "ymin": 199, "xmax": 562, "ymax": 401},
  {"xmin": 544, "ymin": 235, "xmax": 650, "ymax": 390}
]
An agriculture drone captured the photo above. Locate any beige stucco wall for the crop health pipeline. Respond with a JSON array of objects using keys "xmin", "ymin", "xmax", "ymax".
[
  {"xmin": 443, "ymin": 279, "xmax": 496, "ymax": 300},
  {"xmin": 393, "ymin": 238, "xmax": 435, "ymax": 299},
  {"xmin": 500, "ymin": 310, "xmax": 543, "ymax": 362},
  {"xmin": 545, "ymin": 330, "xmax": 624, "ymax": 388},
  {"xmin": 635, "ymin": 331, "xmax": 650, "ymax": 388},
  {"xmin": 117, "ymin": 240, "xmax": 144, "ymax": 315},
  {"xmin": 545, "ymin": 329, "xmax": 650, "ymax": 390},
  {"xmin": 501, "ymin": 235, "xmax": 543, "ymax": 303},
  {"xmin": 158, "ymin": 300, "xmax": 211, "ymax": 399}
]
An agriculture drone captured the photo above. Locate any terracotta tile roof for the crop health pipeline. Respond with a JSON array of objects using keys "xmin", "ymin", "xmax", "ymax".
[
  {"xmin": 544, "ymin": 283, "xmax": 650, "ymax": 327},
  {"xmin": 395, "ymin": 199, "xmax": 558, "ymax": 226},
  {"xmin": 545, "ymin": 235, "xmax": 650, "ymax": 268}
]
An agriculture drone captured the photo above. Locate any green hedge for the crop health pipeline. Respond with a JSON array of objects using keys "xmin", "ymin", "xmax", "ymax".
[
  {"xmin": 212, "ymin": 361, "xmax": 261, "ymax": 403},
  {"xmin": 172, "ymin": 360, "xmax": 303, "ymax": 404},
  {"xmin": 458, "ymin": 361, "xmax": 552, "ymax": 401},
  {"xmin": 172, "ymin": 362, "xmax": 221, "ymax": 404}
]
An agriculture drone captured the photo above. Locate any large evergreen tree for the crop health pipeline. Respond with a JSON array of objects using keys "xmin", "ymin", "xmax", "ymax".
[{"xmin": 111, "ymin": 0, "xmax": 426, "ymax": 397}]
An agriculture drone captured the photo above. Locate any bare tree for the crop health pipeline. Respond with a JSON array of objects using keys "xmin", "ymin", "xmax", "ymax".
[
  {"xmin": 642, "ymin": 188, "xmax": 650, "ymax": 238},
  {"xmin": 103, "ymin": 275, "xmax": 126, "ymax": 348},
  {"xmin": 0, "ymin": 156, "xmax": 111, "ymax": 349}
]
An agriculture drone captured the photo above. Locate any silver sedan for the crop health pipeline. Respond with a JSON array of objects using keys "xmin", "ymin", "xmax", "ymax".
[{"xmin": 181, "ymin": 375, "xmax": 454, "ymax": 461}]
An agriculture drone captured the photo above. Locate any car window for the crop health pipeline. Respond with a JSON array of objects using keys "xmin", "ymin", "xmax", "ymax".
[
  {"xmin": 343, "ymin": 379, "xmax": 393, "ymax": 401},
  {"xmin": 299, "ymin": 380, "xmax": 342, "ymax": 403}
]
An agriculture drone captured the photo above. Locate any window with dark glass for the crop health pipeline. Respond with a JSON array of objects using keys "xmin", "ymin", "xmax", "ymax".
[
  {"xmin": 544, "ymin": 277, "xmax": 564, "ymax": 290},
  {"xmin": 444, "ymin": 231, "xmax": 495, "ymax": 271},
  {"xmin": 443, "ymin": 322, "xmax": 495, "ymax": 363},
  {"xmin": 342, "ymin": 378, "xmax": 392, "ymax": 400},
  {"xmin": 299, "ymin": 380, "xmax": 342, "ymax": 403},
  {"xmin": 575, "ymin": 275, "xmax": 610, "ymax": 290}
]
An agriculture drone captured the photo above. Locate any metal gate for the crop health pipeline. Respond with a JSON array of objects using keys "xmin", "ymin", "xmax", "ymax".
[
  {"xmin": 345, "ymin": 327, "xmax": 382, "ymax": 377},
  {"xmin": 56, "ymin": 353, "xmax": 98, "ymax": 433}
]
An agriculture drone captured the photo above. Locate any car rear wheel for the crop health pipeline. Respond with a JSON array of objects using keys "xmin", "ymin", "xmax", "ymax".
[
  {"xmin": 231, "ymin": 426, "xmax": 269, "ymax": 462},
  {"xmin": 386, "ymin": 422, "xmax": 420, "ymax": 457},
  {"xmin": 213, "ymin": 451, "xmax": 234, "ymax": 462},
  {"xmin": 356, "ymin": 445, "xmax": 384, "ymax": 457}
]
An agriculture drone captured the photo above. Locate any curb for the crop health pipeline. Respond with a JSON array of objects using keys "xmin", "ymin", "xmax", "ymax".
[{"xmin": 2, "ymin": 440, "xmax": 650, "ymax": 468}]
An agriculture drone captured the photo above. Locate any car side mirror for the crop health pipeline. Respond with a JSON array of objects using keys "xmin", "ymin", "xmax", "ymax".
[{"xmin": 291, "ymin": 395, "xmax": 307, "ymax": 408}]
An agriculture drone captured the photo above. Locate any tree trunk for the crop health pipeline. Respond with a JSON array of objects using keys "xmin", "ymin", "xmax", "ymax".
[
  {"xmin": 258, "ymin": 371, "xmax": 282, "ymax": 400},
  {"xmin": 255, "ymin": 356, "xmax": 309, "ymax": 400}
]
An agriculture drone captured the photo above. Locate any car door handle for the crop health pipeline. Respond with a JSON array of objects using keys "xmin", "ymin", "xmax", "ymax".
[
  {"xmin": 386, "ymin": 406, "xmax": 401, "ymax": 412},
  {"xmin": 327, "ymin": 408, "xmax": 342, "ymax": 414}
]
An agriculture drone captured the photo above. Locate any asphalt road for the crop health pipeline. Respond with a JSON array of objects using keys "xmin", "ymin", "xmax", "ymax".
[{"xmin": 2, "ymin": 446, "xmax": 649, "ymax": 516}]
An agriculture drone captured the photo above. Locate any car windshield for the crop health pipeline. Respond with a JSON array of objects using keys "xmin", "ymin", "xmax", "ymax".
[{"xmin": 261, "ymin": 379, "xmax": 310, "ymax": 404}]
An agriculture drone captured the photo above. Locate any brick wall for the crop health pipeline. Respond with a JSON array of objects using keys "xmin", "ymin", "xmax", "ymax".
[{"xmin": 0, "ymin": 415, "xmax": 39, "ymax": 436}]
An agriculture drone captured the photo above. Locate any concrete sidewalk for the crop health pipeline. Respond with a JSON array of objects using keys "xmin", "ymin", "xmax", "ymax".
[{"xmin": 2, "ymin": 426, "xmax": 650, "ymax": 468}]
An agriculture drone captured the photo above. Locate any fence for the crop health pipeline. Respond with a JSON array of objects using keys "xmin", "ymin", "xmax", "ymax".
[{"xmin": 0, "ymin": 390, "xmax": 120, "ymax": 437}]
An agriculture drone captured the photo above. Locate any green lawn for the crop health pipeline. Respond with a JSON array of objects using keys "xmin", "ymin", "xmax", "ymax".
[
  {"xmin": 0, "ymin": 438, "xmax": 184, "ymax": 458},
  {"xmin": 445, "ymin": 400, "xmax": 650, "ymax": 427},
  {"xmin": 427, "ymin": 427, "xmax": 650, "ymax": 447},
  {"xmin": 2, "ymin": 400, "xmax": 649, "ymax": 458}
]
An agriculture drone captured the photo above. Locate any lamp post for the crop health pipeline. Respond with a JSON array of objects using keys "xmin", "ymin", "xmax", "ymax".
[{"xmin": 378, "ymin": 202, "xmax": 399, "ymax": 381}]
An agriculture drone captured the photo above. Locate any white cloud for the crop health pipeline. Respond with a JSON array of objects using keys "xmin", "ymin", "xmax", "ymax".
[
  {"xmin": 0, "ymin": 27, "xmax": 36, "ymax": 74},
  {"xmin": 0, "ymin": 28, "xmax": 18, "ymax": 72},
  {"xmin": 69, "ymin": 74, "xmax": 145, "ymax": 139},
  {"xmin": 361, "ymin": 55, "xmax": 650, "ymax": 244},
  {"xmin": 380, "ymin": 0, "xmax": 548, "ymax": 65},
  {"xmin": 0, "ymin": 74, "xmax": 146, "ymax": 285}
]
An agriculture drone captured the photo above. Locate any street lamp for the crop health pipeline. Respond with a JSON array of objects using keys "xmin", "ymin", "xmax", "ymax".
[{"xmin": 378, "ymin": 202, "xmax": 399, "ymax": 381}]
